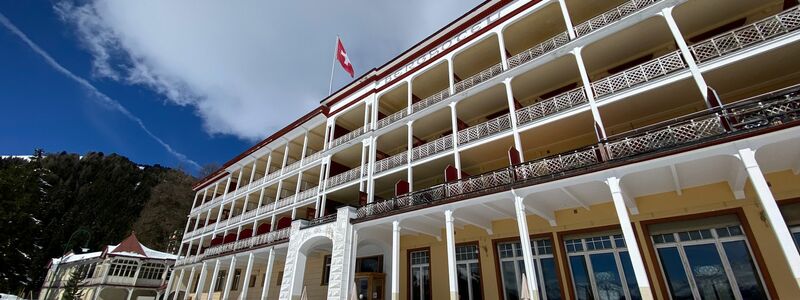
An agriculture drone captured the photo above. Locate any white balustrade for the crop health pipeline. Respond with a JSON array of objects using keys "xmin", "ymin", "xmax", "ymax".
[
  {"xmin": 411, "ymin": 135, "xmax": 453, "ymax": 161},
  {"xmin": 453, "ymin": 63, "xmax": 504, "ymax": 93},
  {"xmin": 515, "ymin": 87, "xmax": 588, "ymax": 125},
  {"xmin": 508, "ymin": 31, "xmax": 570, "ymax": 68},
  {"xmin": 374, "ymin": 153, "xmax": 408, "ymax": 174},
  {"xmin": 326, "ymin": 166, "xmax": 364, "ymax": 188},
  {"xmin": 573, "ymin": 0, "xmax": 659, "ymax": 37},
  {"xmin": 376, "ymin": 109, "xmax": 409, "ymax": 129},
  {"xmin": 329, "ymin": 126, "xmax": 365, "ymax": 149},
  {"xmin": 412, "ymin": 88, "xmax": 452, "ymax": 113},
  {"xmin": 457, "ymin": 114, "xmax": 512, "ymax": 145},
  {"xmin": 591, "ymin": 51, "xmax": 685, "ymax": 98}
]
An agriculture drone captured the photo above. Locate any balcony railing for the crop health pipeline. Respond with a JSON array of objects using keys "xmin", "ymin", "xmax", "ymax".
[
  {"xmin": 690, "ymin": 6, "xmax": 800, "ymax": 63},
  {"xmin": 302, "ymin": 214, "xmax": 337, "ymax": 229},
  {"xmin": 305, "ymin": 150, "xmax": 323, "ymax": 164},
  {"xmin": 329, "ymin": 126, "xmax": 365, "ymax": 149},
  {"xmin": 374, "ymin": 152, "xmax": 409, "ymax": 174},
  {"xmin": 326, "ymin": 166, "xmax": 364, "ymax": 189},
  {"xmin": 377, "ymin": 109, "xmax": 409, "ymax": 130},
  {"xmin": 283, "ymin": 159, "xmax": 301, "ymax": 173},
  {"xmin": 200, "ymin": 228, "xmax": 291, "ymax": 258},
  {"xmin": 240, "ymin": 208, "xmax": 258, "ymax": 221},
  {"xmin": 516, "ymin": 87, "xmax": 588, "ymax": 126},
  {"xmin": 573, "ymin": 0, "xmax": 659, "ymax": 37},
  {"xmin": 457, "ymin": 114, "xmax": 512, "ymax": 145},
  {"xmin": 412, "ymin": 88, "xmax": 452, "ymax": 113},
  {"xmin": 274, "ymin": 196, "xmax": 295, "ymax": 210},
  {"xmin": 508, "ymin": 31, "xmax": 570, "ymax": 69},
  {"xmin": 356, "ymin": 84, "xmax": 800, "ymax": 220},
  {"xmin": 591, "ymin": 50, "xmax": 686, "ymax": 98},
  {"xmin": 296, "ymin": 187, "xmax": 319, "ymax": 201},
  {"xmin": 412, "ymin": 134, "xmax": 454, "ymax": 161},
  {"xmin": 454, "ymin": 62, "xmax": 504, "ymax": 93}
]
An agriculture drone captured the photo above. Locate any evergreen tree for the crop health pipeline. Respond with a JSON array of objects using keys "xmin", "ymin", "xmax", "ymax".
[{"xmin": 61, "ymin": 268, "xmax": 84, "ymax": 300}]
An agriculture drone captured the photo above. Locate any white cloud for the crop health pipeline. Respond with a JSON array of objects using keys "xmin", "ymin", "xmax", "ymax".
[{"xmin": 55, "ymin": 0, "xmax": 483, "ymax": 142}]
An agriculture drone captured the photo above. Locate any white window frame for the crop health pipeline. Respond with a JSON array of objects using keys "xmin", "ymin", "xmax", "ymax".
[
  {"xmin": 564, "ymin": 232, "xmax": 636, "ymax": 300},
  {"xmin": 410, "ymin": 249, "xmax": 430, "ymax": 300},
  {"xmin": 497, "ymin": 238, "xmax": 558, "ymax": 300},
  {"xmin": 455, "ymin": 244, "xmax": 482, "ymax": 300}
]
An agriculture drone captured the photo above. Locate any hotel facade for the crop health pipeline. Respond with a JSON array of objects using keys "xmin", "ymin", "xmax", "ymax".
[{"xmin": 166, "ymin": 0, "xmax": 800, "ymax": 299}]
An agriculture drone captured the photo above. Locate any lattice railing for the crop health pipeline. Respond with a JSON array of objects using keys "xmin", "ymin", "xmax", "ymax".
[
  {"xmin": 514, "ymin": 147, "xmax": 600, "ymax": 181},
  {"xmin": 454, "ymin": 62, "xmax": 504, "ymax": 93},
  {"xmin": 591, "ymin": 51, "xmax": 686, "ymax": 98},
  {"xmin": 508, "ymin": 31, "xmax": 570, "ymax": 68},
  {"xmin": 225, "ymin": 214, "xmax": 243, "ymax": 227},
  {"xmin": 240, "ymin": 209, "xmax": 258, "ymax": 221},
  {"xmin": 573, "ymin": 0, "xmax": 659, "ymax": 37},
  {"xmin": 516, "ymin": 87, "xmax": 588, "ymax": 125},
  {"xmin": 412, "ymin": 134, "xmax": 454, "ymax": 161},
  {"xmin": 329, "ymin": 126, "xmax": 365, "ymax": 149},
  {"xmin": 446, "ymin": 168, "xmax": 513, "ymax": 196},
  {"xmin": 274, "ymin": 195, "xmax": 295, "ymax": 210},
  {"xmin": 283, "ymin": 159, "xmax": 301, "ymax": 173},
  {"xmin": 606, "ymin": 116, "xmax": 725, "ymax": 159},
  {"xmin": 377, "ymin": 109, "xmax": 409, "ymax": 130},
  {"xmin": 374, "ymin": 152, "xmax": 408, "ymax": 174},
  {"xmin": 302, "ymin": 214, "xmax": 337, "ymax": 229},
  {"xmin": 412, "ymin": 88, "xmax": 452, "ymax": 113},
  {"xmin": 457, "ymin": 114, "xmax": 512, "ymax": 145},
  {"xmin": 252, "ymin": 228, "xmax": 290, "ymax": 247},
  {"xmin": 296, "ymin": 187, "xmax": 319, "ymax": 201},
  {"xmin": 690, "ymin": 7, "xmax": 800, "ymax": 63},
  {"xmin": 326, "ymin": 167, "xmax": 363, "ymax": 189},
  {"xmin": 305, "ymin": 151, "xmax": 323, "ymax": 164}
]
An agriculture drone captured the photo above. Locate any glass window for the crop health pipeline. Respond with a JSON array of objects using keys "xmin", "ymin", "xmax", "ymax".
[
  {"xmin": 650, "ymin": 221, "xmax": 768, "ymax": 300},
  {"xmin": 232, "ymin": 269, "xmax": 241, "ymax": 291},
  {"xmin": 410, "ymin": 249, "xmax": 430, "ymax": 300},
  {"xmin": 496, "ymin": 238, "xmax": 562, "ymax": 300},
  {"xmin": 321, "ymin": 255, "xmax": 332, "ymax": 285},
  {"xmin": 356, "ymin": 256, "xmax": 383, "ymax": 273},
  {"xmin": 455, "ymin": 244, "xmax": 482, "ymax": 300},
  {"xmin": 564, "ymin": 233, "xmax": 640, "ymax": 300}
]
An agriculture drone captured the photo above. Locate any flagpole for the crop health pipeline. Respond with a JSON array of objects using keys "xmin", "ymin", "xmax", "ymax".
[{"xmin": 328, "ymin": 35, "xmax": 339, "ymax": 95}]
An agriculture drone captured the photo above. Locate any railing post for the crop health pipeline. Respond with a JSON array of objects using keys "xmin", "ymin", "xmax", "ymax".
[{"xmin": 661, "ymin": 6, "xmax": 710, "ymax": 104}]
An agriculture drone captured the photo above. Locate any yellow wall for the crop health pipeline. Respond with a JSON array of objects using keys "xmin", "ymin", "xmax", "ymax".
[{"xmin": 395, "ymin": 170, "xmax": 800, "ymax": 300}]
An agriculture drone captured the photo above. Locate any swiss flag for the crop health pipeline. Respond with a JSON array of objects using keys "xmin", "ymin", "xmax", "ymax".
[{"xmin": 336, "ymin": 37, "xmax": 355, "ymax": 78}]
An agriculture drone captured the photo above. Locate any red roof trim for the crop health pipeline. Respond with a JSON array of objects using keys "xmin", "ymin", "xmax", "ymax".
[{"xmin": 110, "ymin": 232, "xmax": 147, "ymax": 257}]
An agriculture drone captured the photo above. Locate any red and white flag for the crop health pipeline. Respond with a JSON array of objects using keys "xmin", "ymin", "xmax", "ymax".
[{"xmin": 336, "ymin": 37, "xmax": 355, "ymax": 77}]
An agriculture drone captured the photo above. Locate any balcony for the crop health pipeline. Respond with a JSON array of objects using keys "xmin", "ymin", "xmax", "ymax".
[
  {"xmin": 374, "ymin": 152, "xmax": 408, "ymax": 175},
  {"xmin": 412, "ymin": 134, "xmax": 453, "ymax": 161},
  {"xmin": 296, "ymin": 187, "xmax": 319, "ymax": 202},
  {"xmin": 508, "ymin": 31, "xmax": 571, "ymax": 69},
  {"xmin": 356, "ymin": 84, "xmax": 800, "ymax": 220},
  {"xmin": 326, "ymin": 166, "xmax": 366, "ymax": 189},
  {"xmin": 376, "ymin": 109, "xmax": 409, "ymax": 130},
  {"xmin": 200, "ymin": 228, "xmax": 291, "ymax": 258},
  {"xmin": 515, "ymin": 87, "xmax": 588, "ymax": 126},
  {"xmin": 591, "ymin": 50, "xmax": 686, "ymax": 98},
  {"xmin": 301, "ymin": 214, "xmax": 337, "ymax": 229},
  {"xmin": 453, "ymin": 62, "xmax": 504, "ymax": 93},
  {"xmin": 457, "ymin": 114, "xmax": 512, "ymax": 146},
  {"xmin": 411, "ymin": 88, "xmax": 452, "ymax": 113},
  {"xmin": 329, "ymin": 126, "xmax": 365, "ymax": 149},
  {"xmin": 690, "ymin": 6, "xmax": 800, "ymax": 64},
  {"xmin": 573, "ymin": 0, "xmax": 659, "ymax": 38},
  {"xmin": 283, "ymin": 159, "xmax": 301, "ymax": 173}
]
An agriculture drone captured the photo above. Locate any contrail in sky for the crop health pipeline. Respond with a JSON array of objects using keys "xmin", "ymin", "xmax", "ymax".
[{"xmin": 0, "ymin": 12, "xmax": 201, "ymax": 170}]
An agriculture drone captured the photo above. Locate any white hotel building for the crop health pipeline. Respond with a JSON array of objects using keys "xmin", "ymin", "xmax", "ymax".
[{"xmin": 165, "ymin": 0, "xmax": 800, "ymax": 299}]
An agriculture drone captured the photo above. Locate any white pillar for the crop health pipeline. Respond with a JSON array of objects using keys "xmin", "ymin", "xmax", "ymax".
[
  {"xmin": 504, "ymin": 79, "xmax": 524, "ymax": 161},
  {"xmin": 497, "ymin": 31, "xmax": 509, "ymax": 70},
  {"xmin": 661, "ymin": 7, "xmax": 709, "ymax": 101},
  {"xmin": 739, "ymin": 148, "xmax": 800, "ymax": 287},
  {"xmin": 449, "ymin": 103, "xmax": 463, "ymax": 179},
  {"xmin": 573, "ymin": 47, "xmax": 608, "ymax": 140},
  {"xmin": 607, "ymin": 177, "xmax": 653, "ymax": 300},
  {"xmin": 391, "ymin": 220, "xmax": 401, "ymax": 300},
  {"xmin": 193, "ymin": 262, "xmax": 208, "ymax": 300},
  {"xmin": 221, "ymin": 256, "xmax": 237, "ymax": 300},
  {"xmin": 125, "ymin": 288, "xmax": 133, "ymax": 300},
  {"xmin": 444, "ymin": 210, "xmax": 458, "ymax": 300},
  {"xmin": 164, "ymin": 268, "xmax": 179, "ymax": 300},
  {"xmin": 171, "ymin": 268, "xmax": 185, "ymax": 300},
  {"xmin": 407, "ymin": 121, "xmax": 414, "ymax": 191},
  {"xmin": 206, "ymin": 259, "xmax": 221, "ymax": 300},
  {"xmin": 367, "ymin": 136, "xmax": 378, "ymax": 203},
  {"xmin": 558, "ymin": 0, "xmax": 576, "ymax": 39},
  {"xmin": 513, "ymin": 195, "xmax": 539, "ymax": 300},
  {"xmin": 447, "ymin": 57, "xmax": 456, "ymax": 94},
  {"xmin": 238, "ymin": 253, "xmax": 256, "ymax": 300},
  {"xmin": 260, "ymin": 249, "xmax": 276, "ymax": 300},
  {"xmin": 181, "ymin": 267, "xmax": 196, "ymax": 300}
]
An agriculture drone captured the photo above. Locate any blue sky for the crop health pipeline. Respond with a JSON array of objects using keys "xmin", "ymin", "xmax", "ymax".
[{"xmin": 0, "ymin": 0, "xmax": 480, "ymax": 174}]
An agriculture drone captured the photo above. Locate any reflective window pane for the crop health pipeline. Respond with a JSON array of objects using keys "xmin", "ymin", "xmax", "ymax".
[
  {"xmin": 589, "ymin": 253, "xmax": 625, "ymax": 300},
  {"xmin": 501, "ymin": 260, "xmax": 519, "ymax": 300},
  {"xmin": 569, "ymin": 256, "xmax": 592, "ymax": 300},
  {"xmin": 618, "ymin": 252, "xmax": 641, "ymax": 300},
  {"xmin": 541, "ymin": 258, "xmax": 562, "ymax": 300},
  {"xmin": 722, "ymin": 240, "xmax": 767, "ymax": 299},
  {"xmin": 656, "ymin": 247, "xmax": 693, "ymax": 300},
  {"xmin": 683, "ymin": 244, "xmax": 735, "ymax": 300}
]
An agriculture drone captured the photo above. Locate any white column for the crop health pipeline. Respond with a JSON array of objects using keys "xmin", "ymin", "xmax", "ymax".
[
  {"xmin": 407, "ymin": 121, "xmax": 414, "ymax": 192},
  {"xmin": 221, "ymin": 256, "xmax": 237, "ymax": 300},
  {"xmin": 558, "ymin": 0, "xmax": 576, "ymax": 39},
  {"xmin": 513, "ymin": 195, "xmax": 539, "ymax": 300},
  {"xmin": 300, "ymin": 129, "xmax": 309, "ymax": 164},
  {"xmin": 323, "ymin": 122, "xmax": 332, "ymax": 150},
  {"xmin": 193, "ymin": 262, "xmax": 208, "ymax": 300},
  {"xmin": 367, "ymin": 136, "xmax": 378, "ymax": 203},
  {"xmin": 444, "ymin": 210, "xmax": 458, "ymax": 300},
  {"xmin": 739, "ymin": 148, "xmax": 800, "ymax": 287},
  {"xmin": 573, "ymin": 47, "xmax": 608, "ymax": 140},
  {"xmin": 504, "ymin": 79, "xmax": 524, "ymax": 161},
  {"xmin": 280, "ymin": 142, "xmax": 290, "ymax": 173},
  {"xmin": 661, "ymin": 7, "xmax": 709, "ymax": 101},
  {"xmin": 359, "ymin": 140, "xmax": 369, "ymax": 191},
  {"xmin": 164, "ymin": 268, "xmax": 179, "ymax": 300},
  {"xmin": 181, "ymin": 267, "xmax": 196, "ymax": 300},
  {"xmin": 125, "ymin": 288, "xmax": 133, "ymax": 300},
  {"xmin": 206, "ymin": 259, "xmax": 221, "ymax": 300},
  {"xmin": 171, "ymin": 268, "xmax": 185, "ymax": 300},
  {"xmin": 238, "ymin": 253, "xmax": 255, "ymax": 300},
  {"xmin": 260, "ymin": 249, "xmax": 276, "ymax": 300},
  {"xmin": 447, "ymin": 57, "xmax": 456, "ymax": 94},
  {"xmin": 449, "ymin": 103, "xmax": 463, "ymax": 179},
  {"xmin": 264, "ymin": 153, "xmax": 273, "ymax": 177},
  {"xmin": 391, "ymin": 220, "xmax": 401, "ymax": 300},
  {"xmin": 607, "ymin": 177, "xmax": 653, "ymax": 300},
  {"xmin": 497, "ymin": 31, "xmax": 509, "ymax": 70}
]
